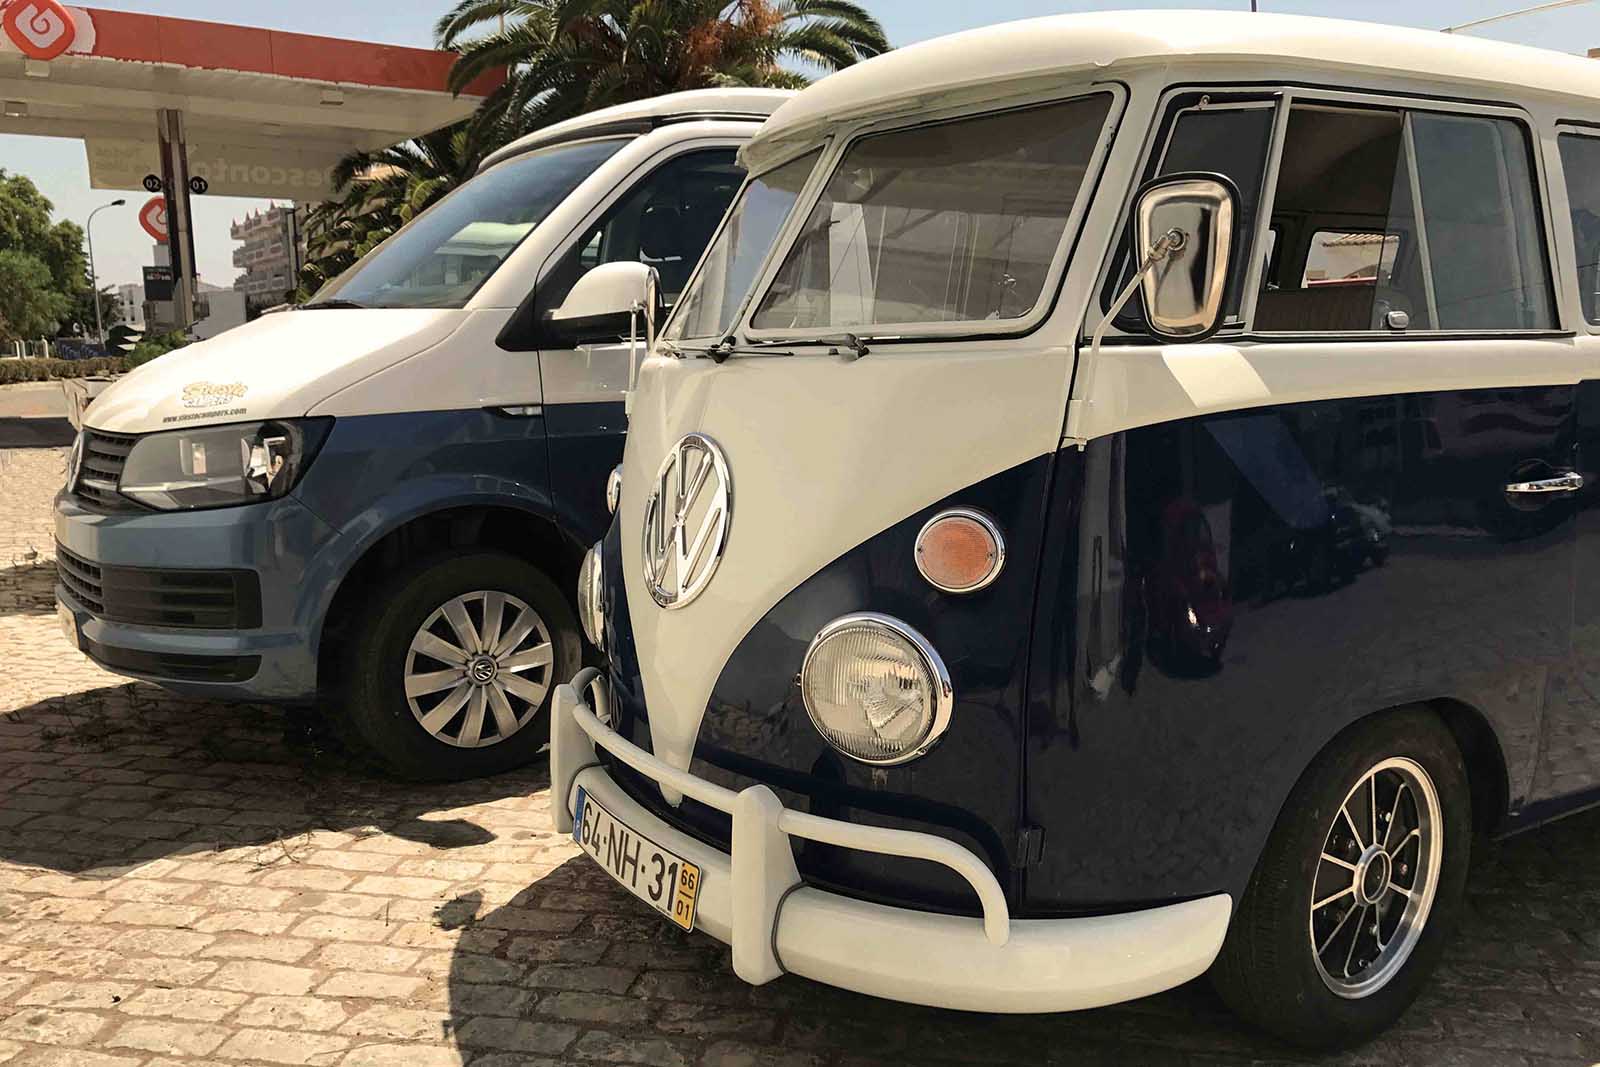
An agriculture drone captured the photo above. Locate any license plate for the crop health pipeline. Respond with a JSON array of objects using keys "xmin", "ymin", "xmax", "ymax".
[
  {"xmin": 57, "ymin": 604, "xmax": 78, "ymax": 648},
  {"xmin": 573, "ymin": 787, "xmax": 701, "ymax": 932}
]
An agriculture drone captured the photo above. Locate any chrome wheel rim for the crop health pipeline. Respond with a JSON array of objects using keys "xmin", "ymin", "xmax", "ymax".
[
  {"xmin": 404, "ymin": 590, "xmax": 553, "ymax": 749},
  {"xmin": 1309, "ymin": 756, "xmax": 1443, "ymax": 999}
]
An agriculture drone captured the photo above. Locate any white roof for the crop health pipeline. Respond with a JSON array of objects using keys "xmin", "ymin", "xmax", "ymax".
[
  {"xmin": 479, "ymin": 88, "xmax": 793, "ymax": 171},
  {"xmin": 745, "ymin": 10, "xmax": 1600, "ymax": 171}
]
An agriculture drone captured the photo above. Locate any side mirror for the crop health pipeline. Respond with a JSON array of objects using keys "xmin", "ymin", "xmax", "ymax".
[
  {"xmin": 1134, "ymin": 173, "xmax": 1238, "ymax": 342},
  {"xmin": 543, "ymin": 261, "xmax": 661, "ymax": 349}
]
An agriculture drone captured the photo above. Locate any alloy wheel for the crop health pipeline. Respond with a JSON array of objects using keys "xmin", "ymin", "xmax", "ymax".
[
  {"xmin": 1308, "ymin": 756, "xmax": 1443, "ymax": 998},
  {"xmin": 403, "ymin": 590, "xmax": 553, "ymax": 748}
]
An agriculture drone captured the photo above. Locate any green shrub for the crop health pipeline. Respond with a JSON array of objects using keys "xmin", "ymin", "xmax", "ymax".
[{"xmin": 0, "ymin": 356, "xmax": 129, "ymax": 386}]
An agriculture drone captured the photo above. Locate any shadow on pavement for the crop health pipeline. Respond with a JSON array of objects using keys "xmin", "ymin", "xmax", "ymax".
[
  {"xmin": 0, "ymin": 561, "xmax": 58, "ymax": 616},
  {"xmin": 436, "ymin": 804, "xmax": 1600, "ymax": 1065},
  {"xmin": 0, "ymin": 417, "xmax": 75, "ymax": 449},
  {"xmin": 0, "ymin": 681, "xmax": 547, "ymax": 877}
]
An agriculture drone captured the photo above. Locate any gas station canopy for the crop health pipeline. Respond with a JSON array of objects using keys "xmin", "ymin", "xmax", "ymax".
[{"xmin": 0, "ymin": 3, "xmax": 500, "ymax": 199}]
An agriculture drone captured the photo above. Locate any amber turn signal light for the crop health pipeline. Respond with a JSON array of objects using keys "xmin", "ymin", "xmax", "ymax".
[{"xmin": 914, "ymin": 508, "xmax": 1005, "ymax": 594}]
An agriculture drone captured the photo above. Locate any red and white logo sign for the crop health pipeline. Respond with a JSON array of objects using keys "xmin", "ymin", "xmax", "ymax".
[
  {"xmin": 138, "ymin": 196, "xmax": 169, "ymax": 244},
  {"xmin": 1, "ymin": 0, "xmax": 77, "ymax": 61}
]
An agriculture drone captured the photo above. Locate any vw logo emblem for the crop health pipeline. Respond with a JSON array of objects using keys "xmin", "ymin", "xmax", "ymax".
[{"xmin": 641, "ymin": 433, "xmax": 731, "ymax": 610}]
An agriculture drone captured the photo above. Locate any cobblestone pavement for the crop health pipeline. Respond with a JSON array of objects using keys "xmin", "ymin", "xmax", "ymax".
[{"xmin": 2, "ymin": 441, "xmax": 1599, "ymax": 1067}]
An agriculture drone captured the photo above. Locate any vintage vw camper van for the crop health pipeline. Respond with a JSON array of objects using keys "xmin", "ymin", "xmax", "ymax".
[
  {"xmin": 54, "ymin": 89, "xmax": 789, "ymax": 781},
  {"xmin": 548, "ymin": 12, "xmax": 1600, "ymax": 1047}
]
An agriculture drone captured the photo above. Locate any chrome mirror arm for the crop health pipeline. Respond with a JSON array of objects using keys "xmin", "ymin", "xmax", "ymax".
[{"xmin": 1063, "ymin": 228, "xmax": 1187, "ymax": 449}]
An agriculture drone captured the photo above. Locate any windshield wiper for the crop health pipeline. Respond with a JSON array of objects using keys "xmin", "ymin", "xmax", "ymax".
[
  {"xmin": 299, "ymin": 299, "xmax": 369, "ymax": 311},
  {"xmin": 663, "ymin": 337, "xmax": 794, "ymax": 363}
]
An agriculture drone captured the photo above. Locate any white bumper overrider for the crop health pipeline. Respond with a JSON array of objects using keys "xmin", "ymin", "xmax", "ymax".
[{"xmin": 551, "ymin": 670, "xmax": 1233, "ymax": 1013}]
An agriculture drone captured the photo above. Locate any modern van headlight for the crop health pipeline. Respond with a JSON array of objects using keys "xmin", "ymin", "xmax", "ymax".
[
  {"xmin": 117, "ymin": 418, "xmax": 332, "ymax": 511},
  {"xmin": 578, "ymin": 542, "xmax": 605, "ymax": 650},
  {"xmin": 800, "ymin": 613, "xmax": 953, "ymax": 766}
]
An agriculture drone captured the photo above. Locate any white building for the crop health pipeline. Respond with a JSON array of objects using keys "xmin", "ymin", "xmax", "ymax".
[{"xmin": 113, "ymin": 283, "xmax": 144, "ymax": 330}]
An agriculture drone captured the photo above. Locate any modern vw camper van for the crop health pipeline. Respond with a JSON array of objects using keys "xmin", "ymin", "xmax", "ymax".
[
  {"xmin": 549, "ymin": 13, "xmax": 1600, "ymax": 1046},
  {"xmin": 54, "ymin": 89, "xmax": 790, "ymax": 781}
]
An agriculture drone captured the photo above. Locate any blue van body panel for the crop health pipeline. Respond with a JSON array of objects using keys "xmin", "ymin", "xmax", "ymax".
[
  {"xmin": 54, "ymin": 489, "xmax": 335, "ymax": 700},
  {"xmin": 53, "ymin": 406, "xmax": 615, "ymax": 702},
  {"xmin": 544, "ymin": 401, "xmax": 627, "ymax": 549},
  {"xmin": 1025, "ymin": 386, "xmax": 1574, "ymax": 913}
]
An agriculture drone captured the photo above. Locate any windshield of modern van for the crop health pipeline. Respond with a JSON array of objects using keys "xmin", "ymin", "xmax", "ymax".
[
  {"xmin": 313, "ymin": 137, "xmax": 631, "ymax": 310},
  {"xmin": 663, "ymin": 149, "xmax": 821, "ymax": 342},
  {"xmin": 750, "ymin": 95, "xmax": 1112, "ymax": 332}
]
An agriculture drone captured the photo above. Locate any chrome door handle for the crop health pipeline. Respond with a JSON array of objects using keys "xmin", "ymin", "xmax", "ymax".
[{"xmin": 1505, "ymin": 472, "xmax": 1584, "ymax": 495}]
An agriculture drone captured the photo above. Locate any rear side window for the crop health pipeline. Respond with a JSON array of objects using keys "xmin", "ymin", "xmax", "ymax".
[
  {"xmin": 1255, "ymin": 104, "xmax": 1553, "ymax": 333},
  {"xmin": 1558, "ymin": 132, "xmax": 1600, "ymax": 324},
  {"xmin": 750, "ymin": 94, "xmax": 1112, "ymax": 333}
]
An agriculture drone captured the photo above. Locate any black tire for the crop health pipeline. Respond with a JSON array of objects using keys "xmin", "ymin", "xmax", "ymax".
[
  {"xmin": 340, "ymin": 551, "xmax": 581, "ymax": 782},
  {"xmin": 1209, "ymin": 707, "xmax": 1472, "ymax": 1049}
]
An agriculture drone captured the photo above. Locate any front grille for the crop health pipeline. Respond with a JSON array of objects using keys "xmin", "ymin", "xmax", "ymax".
[
  {"xmin": 55, "ymin": 543, "xmax": 106, "ymax": 615},
  {"xmin": 73, "ymin": 429, "xmax": 146, "ymax": 512},
  {"xmin": 56, "ymin": 544, "xmax": 262, "ymax": 629}
]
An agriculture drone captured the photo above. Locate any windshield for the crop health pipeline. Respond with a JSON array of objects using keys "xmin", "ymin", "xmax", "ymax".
[
  {"xmin": 664, "ymin": 149, "xmax": 821, "ymax": 342},
  {"xmin": 751, "ymin": 94, "xmax": 1113, "ymax": 333},
  {"xmin": 316, "ymin": 137, "xmax": 631, "ymax": 310}
]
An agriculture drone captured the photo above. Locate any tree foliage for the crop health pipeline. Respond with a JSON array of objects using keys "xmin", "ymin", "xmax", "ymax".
[
  {"xmin": 437, "ymin": 0, "xmax": 888, "ymax": 128},
  {"xmin": 0, "ymin": 171, "xmax": 90, "ymax": 341},
  {"xmin": 298, "ymin": 0, "xmax": 888, "ymax": 297}
]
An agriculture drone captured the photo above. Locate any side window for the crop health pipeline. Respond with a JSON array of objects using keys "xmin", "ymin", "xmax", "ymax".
[
  {"xmin": 538, "ymin": 148, "xmax": 745, "ymax": 322},
  {"xmin": 1558, "ymin": 132, "xmax": 1600, "ymax": 324},
  {"xmin": 1108, "ymin": 99, "xmax": 1275, "ymax": 328},
  {"xmin": 1255, "ymin": 104, "xmax": 1553, "ymax": 333},
  {"xmin": 1154, "ymin": 103, "xmax": 1275, "ymax": 322}
]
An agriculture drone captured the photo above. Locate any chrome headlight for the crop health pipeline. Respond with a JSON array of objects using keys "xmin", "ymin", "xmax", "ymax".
[
  {"xmin": 578, "ymin": 542, "xmax": 605, "ymax": 650},
  {"xmin": 118, "ymin": 419, "xmax": 332, "ymax": 511},
  {"xmin": 800, "ymin": 613, "xmax": 953, "ymax": 766}
]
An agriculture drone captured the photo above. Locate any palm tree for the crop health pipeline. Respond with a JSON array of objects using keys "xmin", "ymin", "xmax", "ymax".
[{"xmin": 435, "ymin": 0, "xmax": 889, "ymax": 134}]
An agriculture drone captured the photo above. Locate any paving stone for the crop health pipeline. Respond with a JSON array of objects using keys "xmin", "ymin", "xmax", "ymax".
[
  {"xmin": 116, "ymin": 987, "xmax": 248, "ymax": 1022},
  {"xmin": 337, "ymin": 1004, "xmax": 449, "ymax": 1042},
  {"xmin": 233, "ymin": 995, "xmax": 349, "ymax": 1032},
  {"xmin": 315, "ymin": 971, "xmax": 427, "ymax": 1000},
  {"xmin": 213, "ymin": 1027, "xmax": 351, "ymax": 1064},
  {"xmin": 209, "ymin": 961, "xmax": 319, "ymax": 996},
  {"xmin": 105, "ymin": 1019, "xmax": 229, "ymax": 1057},
  {"xmin": 0, "ymin": 1007, "xmax": 108, "ymax": 1046}
]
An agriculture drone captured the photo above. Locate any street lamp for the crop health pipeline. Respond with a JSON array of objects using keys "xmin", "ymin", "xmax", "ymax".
[{"xmin": 85, "ymin": 198, "xmax": 126, "ymax": 347}]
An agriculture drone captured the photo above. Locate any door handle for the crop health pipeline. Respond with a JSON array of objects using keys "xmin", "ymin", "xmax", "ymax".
[{"xmin": 1504, "ymin": 472, "xmax": 1584, "ymax": 495}]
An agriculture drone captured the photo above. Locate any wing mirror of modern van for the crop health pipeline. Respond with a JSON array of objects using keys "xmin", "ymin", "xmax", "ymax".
[
  {"xmin": 1131, "ymin": 173, "xmax": 1238, "ymax": 342},
  {"xmin": 542, "ymin": 261, "xmax": 661, "ymax": 351}
]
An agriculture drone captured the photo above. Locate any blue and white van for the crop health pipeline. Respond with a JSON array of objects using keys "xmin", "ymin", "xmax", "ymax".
[
  {"xmin": 551, "ymin": 12, "xmax": 1600, "ymax": 1048},
  {"xmin": 53, "ymin": 88, "xmax": 789, "ymax": 781}
]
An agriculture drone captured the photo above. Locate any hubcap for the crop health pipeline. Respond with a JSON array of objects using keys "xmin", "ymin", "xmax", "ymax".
[
  {"xmin": 1308, "ymin": 756, "xmax": 1443, "ymax": 999},
  {"xmin": 403, "ymin": 590, "xmax": 554, "ymax": 749}
]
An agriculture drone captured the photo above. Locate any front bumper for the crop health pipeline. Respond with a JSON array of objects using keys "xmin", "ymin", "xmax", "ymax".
[
  {"xmin": 54, "ymin": 489, "xmax": 334, "ymax": 700},
  {"xmin": 552, "ymin": 669, "xmax": 1233, "ymax": 1013}
]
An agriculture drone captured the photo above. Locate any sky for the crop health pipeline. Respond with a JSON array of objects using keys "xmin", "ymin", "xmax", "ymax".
[{"xmin": 5, "ymin": 0, "xmax": 1600, "ymax": 294}]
